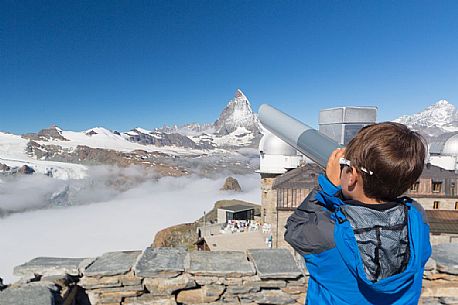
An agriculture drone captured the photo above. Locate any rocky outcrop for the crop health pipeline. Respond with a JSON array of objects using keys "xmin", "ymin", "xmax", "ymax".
[
  {"xmin": 220, "ymin": 176, "xmax": 242, "ymax": 192},
  {"xmin": 152, "ymin": 223, "xmax": 198, "ymax": 250},
  {"xmin": 0, "ymin": 163, "xmax": 11, "ymax": 172},
  {"xmin": 18, "ymin": 165, "xmax": 35, "ymax": 175},
  {"xmin": 126, "ymin": 129, "xmax": 214, "ymax": 150},
  {"xmin": 22, "ymin": 126, "xmax": 69, "ymax": 142}
]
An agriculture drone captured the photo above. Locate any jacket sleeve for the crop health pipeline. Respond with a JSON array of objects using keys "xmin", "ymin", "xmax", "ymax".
[{"xmin": 284, "ymin": 187, "xmax": 336, "ymax": 256}]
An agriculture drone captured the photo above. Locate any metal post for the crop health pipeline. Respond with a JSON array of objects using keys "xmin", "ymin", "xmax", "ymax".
[{"xmin": 203, "ymin": 211, "xmax": 206, "ymax": 237}]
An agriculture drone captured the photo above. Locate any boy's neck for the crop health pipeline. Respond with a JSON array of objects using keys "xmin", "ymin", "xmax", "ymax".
[{"xmin": 348, "ymin": 190, "xmax": 385, "ymax": 204}]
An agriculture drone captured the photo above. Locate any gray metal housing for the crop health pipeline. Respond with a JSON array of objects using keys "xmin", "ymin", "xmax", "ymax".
[{"xmin": 319, "ymin": 106, "xmax": 377, "ymax": 145}]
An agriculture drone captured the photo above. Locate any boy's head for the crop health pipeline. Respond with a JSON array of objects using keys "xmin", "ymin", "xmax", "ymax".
[{"xmin": 341, "ymin": 122, "xmax": 426, "ymax": 202}]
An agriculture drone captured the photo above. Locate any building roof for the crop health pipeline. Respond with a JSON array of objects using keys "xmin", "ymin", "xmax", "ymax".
[
  {"xmin": 272, "ymin": 163, "xmax": 322, "ymax": 190},
  {"xmin": 426, "ymin": 210, "xmax": 458, "ymax": 234},
  {"xmin": 219, "ymin": 204, "xmax": 255, "ymax": 213},
  {"xmin": 420, "ymin": 164, "xmax": 458, "ymax": 180}
]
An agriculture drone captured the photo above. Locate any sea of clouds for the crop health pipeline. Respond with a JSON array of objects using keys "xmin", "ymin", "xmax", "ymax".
[{"xmin": 0, "ymin": 167, "xmax": 260, "ymax": 283}]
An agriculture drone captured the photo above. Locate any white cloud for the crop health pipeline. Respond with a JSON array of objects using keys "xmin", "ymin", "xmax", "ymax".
[{"xmin": 0, "ymin": 172, "xmax": 260, "ymax": 283}]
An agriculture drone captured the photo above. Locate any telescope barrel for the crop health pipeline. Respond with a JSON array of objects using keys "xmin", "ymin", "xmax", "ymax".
[{"xmin": 258, "ymin": 104, "xmax": 342, "ymax": 168}]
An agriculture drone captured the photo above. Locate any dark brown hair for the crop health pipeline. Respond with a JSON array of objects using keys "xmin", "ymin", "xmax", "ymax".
[{"xmin": 345, "ymin": 122, "xmax": 426, "ymax": 202}]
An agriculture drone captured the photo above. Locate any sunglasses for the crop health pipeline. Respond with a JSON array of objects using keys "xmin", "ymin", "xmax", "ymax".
[{"xmin": 338, "ymin": 157, "xmax": 374, "ymax": 176}]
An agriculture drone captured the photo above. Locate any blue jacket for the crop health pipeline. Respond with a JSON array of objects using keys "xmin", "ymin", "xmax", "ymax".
[{"xmin": 285, "ymin": 175, "xmax": 431, "ymax": 305}]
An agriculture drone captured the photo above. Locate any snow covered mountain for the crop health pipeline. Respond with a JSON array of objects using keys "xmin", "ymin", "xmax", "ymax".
[
  {"xmin": 394, "ymin": 100, "xmax": 458, "ymax": 136},
  {"xmin": 214, "ymin": 89, "xmax": 260, "ymax": 135},
  {"xmin": 0, "ymin": 89, "xmax": 262, "ymax": 180},
  {"xmin": 155, "ymin": 89, "xmax": 261, "ymax": 148}
]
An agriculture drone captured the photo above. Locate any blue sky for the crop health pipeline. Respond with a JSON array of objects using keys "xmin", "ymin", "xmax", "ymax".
[{"xmin": 1, "ymin": 1, "xmax": 458, "ymax": 134}]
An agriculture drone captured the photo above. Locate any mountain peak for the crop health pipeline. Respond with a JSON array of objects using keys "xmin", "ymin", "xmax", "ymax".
[
  {"xmin": 234, "ymin": 89, "xmax": 246, "ymax": 100},
  {"xmin": 214, "ymin": 89, "xmax": 260, "ymax": 135},
  {"xmin": 49, "ymin": 125, "xmax": 63, "ymax": 132},
  {"xmin": 394, "ymin": 99, "xmax": 458, "ymax": 136}
]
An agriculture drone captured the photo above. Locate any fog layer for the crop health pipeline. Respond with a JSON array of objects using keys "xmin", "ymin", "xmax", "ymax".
[{"xmin": 0, "ymin": 172, "xmax": 260, "ymax": 283}]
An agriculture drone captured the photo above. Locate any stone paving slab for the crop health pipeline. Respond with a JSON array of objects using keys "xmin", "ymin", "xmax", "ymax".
[
  {"xmin": 186, "ymin": 251, "xmax": 255, "ymax": 277},
  {"xmin": 432, "ymin": 244, "xmax": 458, "ymax": 275},
  {"xmin": 0, "ymin": 284, "xmax": 56, "ymax": 305},
  {"xmin": 247, "ymin": 249, "xmax": 302, "ymax": 279},
  {"xmin": 13, "ymin": 257, "xmax": 92, "ymax": 277},
  {"xmin": 84, "ymin": 251, "xmax": 142, "ymax": 277},
  {"xmin": 134, "ymin": 247, "xmax": 186, "ymax": 278}
]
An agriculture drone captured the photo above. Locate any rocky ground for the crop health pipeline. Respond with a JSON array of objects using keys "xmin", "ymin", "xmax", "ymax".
[{"xmin": 153, "ymin": 223, "xmax": 199, "ymax": 251}]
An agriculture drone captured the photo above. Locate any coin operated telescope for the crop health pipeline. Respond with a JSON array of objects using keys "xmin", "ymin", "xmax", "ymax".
[{"xmin": 258, "ymin": 104, "xmax": 342, "ymax": 169}]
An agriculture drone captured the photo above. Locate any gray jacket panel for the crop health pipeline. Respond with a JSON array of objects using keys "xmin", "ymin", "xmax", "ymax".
[
  {"xmin": 284, "ymin": 188, "xmax": 336, "ymax": 256},
  {"xmin": 341, "ymin": 203, "xmax": 409, "ymax": 282}
]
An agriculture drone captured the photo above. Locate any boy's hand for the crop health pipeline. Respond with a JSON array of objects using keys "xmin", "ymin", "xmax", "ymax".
[{"xmin": 326, "ymin": 148, "xmax": 346, "ymax": 186}]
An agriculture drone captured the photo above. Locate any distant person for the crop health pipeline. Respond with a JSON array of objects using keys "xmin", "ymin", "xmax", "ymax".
[{"xmin": 285, "ymin": 122, "xmax": 431, "ymax": 305}]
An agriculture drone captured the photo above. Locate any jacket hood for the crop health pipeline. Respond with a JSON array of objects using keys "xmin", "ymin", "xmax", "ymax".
[{"xmin": 316, "ymin": 175, "xmax": 428, "ymax": 300}]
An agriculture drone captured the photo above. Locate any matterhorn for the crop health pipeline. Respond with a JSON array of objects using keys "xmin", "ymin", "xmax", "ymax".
[{"xmin": 214, "ymin": 89, "xmax": 260, "ymax": 135}]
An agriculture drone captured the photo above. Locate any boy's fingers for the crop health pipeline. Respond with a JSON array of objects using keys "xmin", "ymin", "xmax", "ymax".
[
  {"xmin": 331, "ymin": 148, "xmax": 341, "ymax": 159},
  {"xmin": 331, "ymin": 148, "xmax": 345, "ymax": 160},
  {"xmin": 336, "ymin": 148, "xmax": 346, "ymax": 159}
]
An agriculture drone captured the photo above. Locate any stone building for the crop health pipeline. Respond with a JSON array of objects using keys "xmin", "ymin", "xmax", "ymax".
[
  {"xmin": 406, "ymin": 163, "xmax": 458, "ymax": 210},
  {"xmin": 266, "ymin": 164, "xmax": 322, "ymax": 249},
  {"xmin": 258, "ymin": 130, "xmax": 306, "ymax": 250}
]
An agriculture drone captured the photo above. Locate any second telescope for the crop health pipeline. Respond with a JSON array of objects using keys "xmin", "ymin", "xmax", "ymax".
[{"xmin": 258, "ymin": 104, "xmax": 342, "ymax": 168}]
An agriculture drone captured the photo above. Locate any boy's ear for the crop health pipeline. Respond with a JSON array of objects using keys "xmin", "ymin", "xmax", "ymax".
[{"xmin": 347, "ymin": 167, "xmax": 358, "ymax": 187}]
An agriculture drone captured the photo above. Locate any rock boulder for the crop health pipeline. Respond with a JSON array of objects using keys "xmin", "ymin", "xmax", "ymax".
[{"xmin": 220, "ymin": 176, "xmax": 242, "ymax": 192}]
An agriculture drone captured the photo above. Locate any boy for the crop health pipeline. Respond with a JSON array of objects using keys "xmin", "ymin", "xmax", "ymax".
[{"xmin": 285, "ymin": 122, "xmax": 431, "ymax": 305}]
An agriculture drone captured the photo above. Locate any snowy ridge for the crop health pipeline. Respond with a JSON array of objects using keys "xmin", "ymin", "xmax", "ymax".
[
  {"xmin": 156, "ymin": 123, "xmax": 215, "ymax": 137},
  {"xmin": 394, "ymin": 100, "xmax": 458, "ymax": 136},
  {"xmin": 0, "ymin": 132, "xmax": 87, "ymax": 179}
]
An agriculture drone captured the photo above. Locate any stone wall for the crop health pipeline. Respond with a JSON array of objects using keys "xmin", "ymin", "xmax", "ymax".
[
  {"xmin": 430, "ymin": 234, "xmax": 458, "ymax": 245},
  {"xmin": 260, "ymin": 177, "xmax": 279, "ymax": 246},
  {"xmin": 276, "ymin": 211, "xmax": 294, "ymax": 251},
  {"xmin": 1, "ymin": 244, "xmax": 458, "ymax": 305}
]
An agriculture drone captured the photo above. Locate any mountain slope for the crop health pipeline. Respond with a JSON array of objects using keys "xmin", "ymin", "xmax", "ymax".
[{"xmin": 394, "ymin": 100, "xmax": 458, "ymax": 136}]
